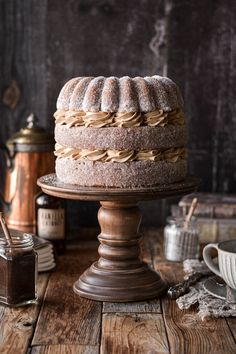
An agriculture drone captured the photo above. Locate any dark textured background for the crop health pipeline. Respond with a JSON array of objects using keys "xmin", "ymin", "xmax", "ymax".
[{"xmin": 0, "ymin": 0, "xmax": 235, "ymax": 229}]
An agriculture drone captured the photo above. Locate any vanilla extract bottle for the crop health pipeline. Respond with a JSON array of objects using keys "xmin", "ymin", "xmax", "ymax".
[{"xmin": 35, "ymin": 192, "xmax": 66, "ymax": 255}]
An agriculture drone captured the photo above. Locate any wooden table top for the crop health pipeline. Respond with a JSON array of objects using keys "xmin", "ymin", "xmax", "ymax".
[{"xmin": 1, "ymin": 228, "xmax": 236, "ymax": 354}]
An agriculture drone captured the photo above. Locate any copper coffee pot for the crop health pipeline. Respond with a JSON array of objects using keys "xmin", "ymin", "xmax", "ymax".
[{"xmin": 0, "ymin": 113, "xmax": 55, "ymax": 233}]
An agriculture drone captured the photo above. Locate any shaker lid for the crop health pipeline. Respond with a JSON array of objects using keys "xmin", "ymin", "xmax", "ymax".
[{"xmin": 7, "ymin": 113, "xmax": 54, "ymax": 152}]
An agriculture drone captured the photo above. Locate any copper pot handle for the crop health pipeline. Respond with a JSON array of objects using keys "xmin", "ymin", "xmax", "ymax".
[
  {"xmin": 0, "ymin": 143, "xmax": 15, "ymax": 170},
  {"xmin": 0, "ymin": 192, "xmax": 11, "ymax": 212},
  {"xmin": 0, "ymin": 144, "xmax": 13, "ymax": 211}
]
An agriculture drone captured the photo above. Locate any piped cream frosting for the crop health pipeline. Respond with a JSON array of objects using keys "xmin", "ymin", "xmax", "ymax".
[
  {"xmin": 55, "ymin": 144, "xmax": 186, "ymax": 163},
  {"xmin": 54, "ymin": 108, "xmax": 185, "ymax": 128}
]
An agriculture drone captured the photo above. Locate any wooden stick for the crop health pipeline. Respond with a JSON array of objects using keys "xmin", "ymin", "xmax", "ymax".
[
  {"xmin": 0, "ymin": 212, "xmax": 12, "ymax": 245},
  {"xmin": 184, "ymin": 198, "xmax": 198, "ymax": 229}
]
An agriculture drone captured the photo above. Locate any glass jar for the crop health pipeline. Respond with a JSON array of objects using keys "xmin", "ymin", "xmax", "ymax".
[
  {"xmin": 164, "ymin": 217, "xmax": 199, "ymax": 262},
  {"xmin": 0, "ymin": 232, "xmax": 37, "ymax": 306}
]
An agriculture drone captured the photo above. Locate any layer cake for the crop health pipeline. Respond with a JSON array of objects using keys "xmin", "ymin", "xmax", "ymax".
[{"xmin": 54, "ymin": 76, "xmax": 187, "ymax": 188}]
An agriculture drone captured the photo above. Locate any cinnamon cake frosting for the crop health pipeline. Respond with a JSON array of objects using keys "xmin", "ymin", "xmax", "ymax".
[{"xmin": 54, "ymin": 75, "xmax": 187, "ymax": 187}]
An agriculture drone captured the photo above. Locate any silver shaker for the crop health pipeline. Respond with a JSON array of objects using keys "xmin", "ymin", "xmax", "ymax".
[{"xmin": 164, "ymin": 217, "xmax": 199, "ymax": 262}]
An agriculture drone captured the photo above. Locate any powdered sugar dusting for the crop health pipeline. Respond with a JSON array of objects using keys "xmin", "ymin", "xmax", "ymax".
[
  {"xmin": 56, "ymin": 75, "xmax": 183, "ymax": 113},
  {"xmin": 118, "ymin": 76, "xmax": 139, "ymax": 112},
  {"xmin": 57, "ymin": 77, "xmax": 81, "ymax": 109},
  {"xmin": 82, "ymin": 76, "xmax": 105, "ymax": 112},
  {"xmin": 70, "ymin": 77, "xmax": 94, "ymax": 109},
  {"xmin": 101, "ymin": 77, "xmax": 119, "ymax": 112},
  {"xmin": 133, "ymin": 77, "xmax": 156, "ymax": 112}
]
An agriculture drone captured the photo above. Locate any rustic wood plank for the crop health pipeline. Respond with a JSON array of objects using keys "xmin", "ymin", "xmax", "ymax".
[
  {"xmin": 32, "ymin": 247, "xmax": 101, "ymax": 346},
  {"xmin": 0, "ymin": 273, "xmax": 49, "ymax": 354},
  {"xmin": 156, "ymin": 262, "xmax": 184, "ymax": 288},
  {"xmin": 162, "ymin": 298, "xmax": 236, "ymax": 354},
  {"xmin": 102, "ymin": 227, "xmax": 161, "ymax": 313},
  {"xmin": 226, "ymin": 319, "xmax": 236, "ymax": 343},
  {"xmin": 101, "ymin": 313, "xmax": 169, "ymax": 354},
  {"xmin": 102, "ymin": 299, "xmax": 161, "ymax": 314},
  {"xmin": 144, "ymin": 227, "xmax": 165, "ymax": 264},
  {"xmin": 157, "ymin": 258, "xmax": 236, "ymax": 354},
  {"xmin": 31, "ymin": 344, "xmax": 99, "ymax": 354}
]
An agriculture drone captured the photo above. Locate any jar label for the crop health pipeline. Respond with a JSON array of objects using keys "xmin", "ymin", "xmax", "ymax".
[{"xmin": 37, "ymin": 209, "xmax": 65, "ymax": 240}]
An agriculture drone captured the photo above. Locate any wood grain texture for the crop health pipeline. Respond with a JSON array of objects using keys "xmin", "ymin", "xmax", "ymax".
[
  {"xmin": 0, "ymin": 228, "xmax": 235, "ymax": 353},
  {"xmin": 102, "ymin": 299, "xmax": 161, "ymax": 314},
  {"xmin": 162, "ymin": 298, "xmax": 236, "ymax": 354},
  {"xmin": 31, "ymin": 345, "xmax": 99, "ymax": 354},
  {"xmin": 0, "ymin": 0, "xmax": 48, "ymax": 150},
  {"xmin": 32, "ymin": 249, "xmax": 101, "ymax": 346},
  {"xmin": 226, "ymin": 318, "xmax": 236, "ymax": 343},
  {"xmin": 102, "ymin": 227, "xmax": 161, "ymax": 313},
  {"xmin": 168, "ymin": 0, "xmax": 236, "ymax": 193},
  {"xmin": 0, "ymin": 273, "xmax": 49, "ymax": 354},
  {"xmin": 74, "ymin": 201, "xmax": 167, "ymax": 302},
  {"xmin": 101, "ymin": 313, "xmax": 169, "ymax": 354},
  {"xmin": 0, "ymin": 0, "xmax": 48, "ymax": 213},
  {"xmin": 37, "ymin": 175, "xmax": 199, "ymax": 202},
  {"xmin": 156, "ymin": 253, "xmax": 236, "ymax": 354}
]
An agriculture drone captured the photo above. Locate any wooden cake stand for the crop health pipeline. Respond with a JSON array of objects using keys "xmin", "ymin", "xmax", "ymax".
[{"xmin": 37, "ymin": 174, "xmax": 199, "ymax": 302}]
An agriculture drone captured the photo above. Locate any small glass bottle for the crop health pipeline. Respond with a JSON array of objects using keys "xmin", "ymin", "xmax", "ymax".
[
  {"xmin": 0, "ymin": 232, "xmax": 37, "ymax": 306},
  {"xmin": 164, "ymin": 217, "xmax": 199, "ymax": 262},
  {"xmin": 35, "ymin": 192, "xmax": 66, "ymax": 255}
]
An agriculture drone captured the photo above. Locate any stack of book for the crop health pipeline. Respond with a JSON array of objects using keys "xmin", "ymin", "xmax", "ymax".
[{"xmin": 173, "ymin": 193, "xmax": 236, "ymax": 244}]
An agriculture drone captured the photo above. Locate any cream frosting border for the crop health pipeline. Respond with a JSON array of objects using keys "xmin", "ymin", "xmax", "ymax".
[
  {"xmin": 54, "ymin": 108, "xmax": 185, "ymax": 128},
  {"xmin": 55, "ymin": 144, "xmax": 187, "ymax": 163}
]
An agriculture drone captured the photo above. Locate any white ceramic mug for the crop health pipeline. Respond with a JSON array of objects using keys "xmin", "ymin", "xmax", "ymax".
[{"xmin": 203, "ymin": 240, "xmax": 236, "ymax": 290}]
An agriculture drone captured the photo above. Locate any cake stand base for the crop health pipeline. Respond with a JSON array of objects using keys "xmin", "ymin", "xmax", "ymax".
[
  {"xmin": 38, "ymin": 174, "xmax": 199, "ymax": 302},
  {"xmin": 74, "ymin": 201, "xmax": 167, "ymax": 302},
  {"xmin": 75, "ymin": 262, "xmax": 166, "ymax": 302}
]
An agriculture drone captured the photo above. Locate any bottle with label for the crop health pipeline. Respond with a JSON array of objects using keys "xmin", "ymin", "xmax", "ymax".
[{"xmin": 35, "ymin": 192, "xmax": 66, "ymax": 255}]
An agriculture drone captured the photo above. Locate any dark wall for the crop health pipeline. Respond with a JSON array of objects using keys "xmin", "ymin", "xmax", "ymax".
[{"xmin": 0, "ymin": 0, "xmax": 236, "ymax": 229}]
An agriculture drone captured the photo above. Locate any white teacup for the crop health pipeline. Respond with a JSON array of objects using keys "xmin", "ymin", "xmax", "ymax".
[{"xmin": 203, "ymin": 240, "xmax": 236, "ymax": 290}]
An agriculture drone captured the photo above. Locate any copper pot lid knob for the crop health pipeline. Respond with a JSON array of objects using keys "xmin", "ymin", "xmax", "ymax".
[{"xmin": 7, "ymin": 113, "xmax": 54, "ymax": 152}]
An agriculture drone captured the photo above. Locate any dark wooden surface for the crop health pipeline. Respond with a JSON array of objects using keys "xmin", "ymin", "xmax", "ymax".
[
  {"xmin": 0, "ymin": 1, "xmax": 236, "ymax": 228},
  {"xmin": 1, "ymin": 228, "xmax": 236, "ymax": 354}
]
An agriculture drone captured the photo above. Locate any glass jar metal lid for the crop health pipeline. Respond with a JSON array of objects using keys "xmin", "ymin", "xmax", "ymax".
[
  {"xmin": 0, "ymin": 230, "xmax": 33, "ymax": 250},
  {"xmin": 166, "ymin": 216, "xmax": 197, "ymax": 226}
]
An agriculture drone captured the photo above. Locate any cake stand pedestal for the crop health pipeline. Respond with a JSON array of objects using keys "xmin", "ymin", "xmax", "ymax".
[{"xmin": 38, "ymin": 174, "xmax": 199, "ymax": 302}]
